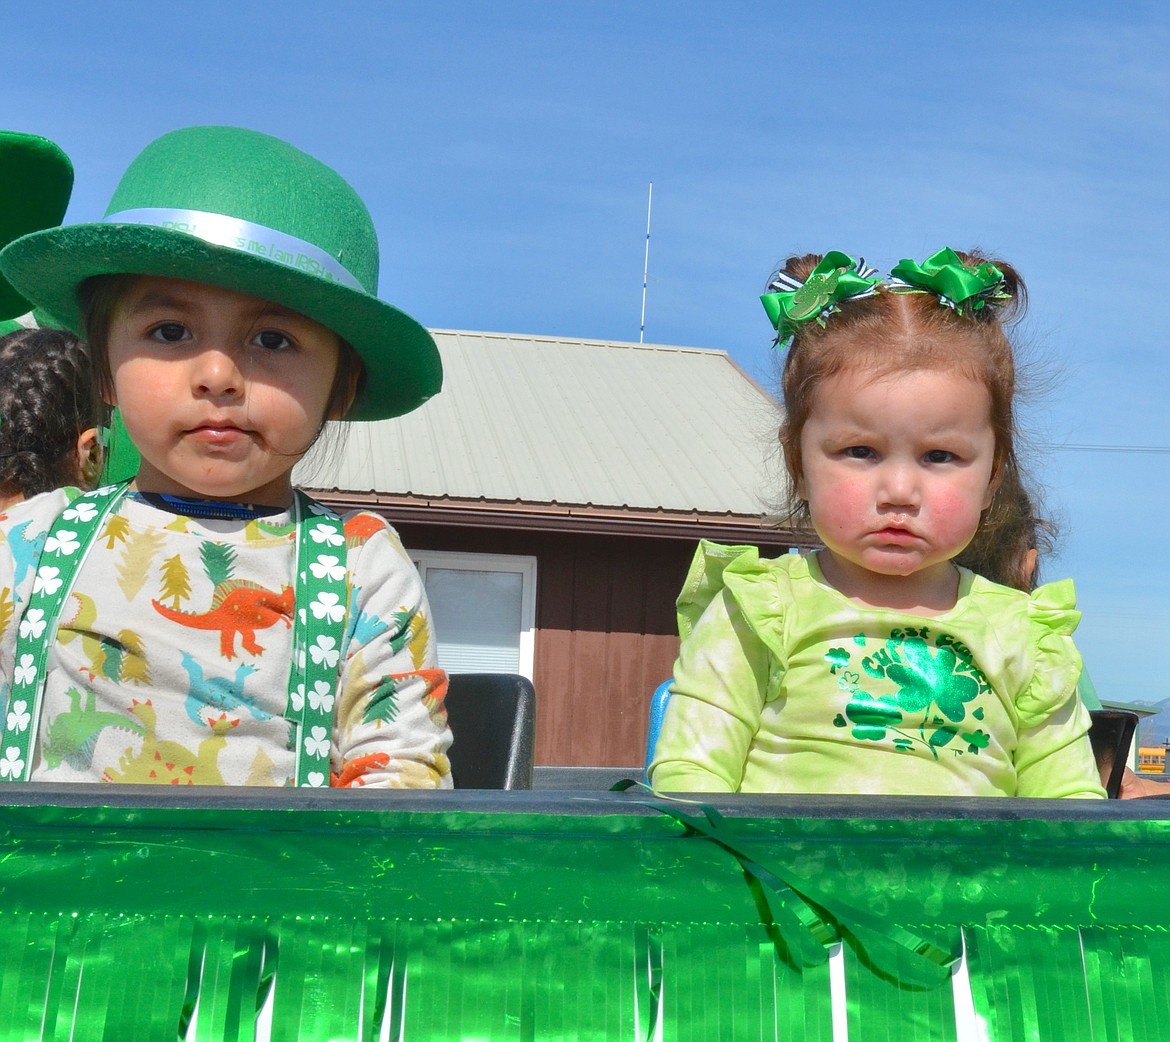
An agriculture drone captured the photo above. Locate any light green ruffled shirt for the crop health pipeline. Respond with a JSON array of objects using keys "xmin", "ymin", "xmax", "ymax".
[{"xmin": 650, "ymin": 542, "xmax": 1105, "ymax": 799}]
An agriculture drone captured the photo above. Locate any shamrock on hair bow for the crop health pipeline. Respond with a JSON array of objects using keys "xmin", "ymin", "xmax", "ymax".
[
  {"xmin": 889, "ymin": 247, "xmax": 1010, "ymax": 316},
  {"xmin": 760, "ymin": 252, "xmax": 881, "ymax": 347}
]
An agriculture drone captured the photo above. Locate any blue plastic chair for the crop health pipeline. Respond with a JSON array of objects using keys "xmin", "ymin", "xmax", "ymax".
[{"xmin": 643, "ymin": 679, "xmax": 674, "ymax": 781}]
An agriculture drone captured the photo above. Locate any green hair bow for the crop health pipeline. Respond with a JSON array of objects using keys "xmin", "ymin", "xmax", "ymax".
[
  {"xmin": 760, "ymin": 251, "xmax": 881, "ymax": 346},
  {"xmin": 888, "ymin": 247, "xmax": 1010, "ymax": 316}
]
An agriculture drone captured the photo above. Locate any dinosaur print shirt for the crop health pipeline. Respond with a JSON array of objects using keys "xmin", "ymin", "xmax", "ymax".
[
  {"xmin": 649, "ymin": 541, "xmax": 1105, "ymax": 798},
  {"xmin": 0, "ymin": 489, "xmax": 452, "ymax": 788}
]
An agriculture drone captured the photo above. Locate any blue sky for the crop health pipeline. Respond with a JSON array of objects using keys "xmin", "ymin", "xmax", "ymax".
[{"xmin": 10, "ymin": 3, "xmax": 1170, "ymax": 740}]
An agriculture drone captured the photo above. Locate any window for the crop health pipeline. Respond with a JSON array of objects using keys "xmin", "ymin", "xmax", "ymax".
[{"xmin": 410, "ymin": 551, "xmax": 537, "ymax": 679}]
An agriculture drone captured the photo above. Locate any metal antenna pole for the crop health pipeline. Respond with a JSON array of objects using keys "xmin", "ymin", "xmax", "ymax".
[{"xmin": 639, "ymin": 182, "xmax": 653, "ymax": 343}]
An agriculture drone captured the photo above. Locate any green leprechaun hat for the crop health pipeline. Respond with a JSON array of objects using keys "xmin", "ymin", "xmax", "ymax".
[
  {"xmin": 0, "ymin": 125, "xmax": 441, "ymax": 421},
  {"xmin": 0, "ymin": 131, "xmax": 74, "ymax": 323}
]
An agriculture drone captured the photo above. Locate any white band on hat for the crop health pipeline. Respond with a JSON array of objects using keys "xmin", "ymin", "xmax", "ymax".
[{"xmin": 103, "ymin": 207, "xmax": 365, "ymax": 291}]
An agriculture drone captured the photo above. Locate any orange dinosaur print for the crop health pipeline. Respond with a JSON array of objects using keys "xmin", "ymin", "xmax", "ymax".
[
  {"xmin": 343, "ymin": 513, "xmax": 385, "ymax": 545},
  {"xmin": 331, "ymin": 752, "xmax": 391, "ymax": 787},
  {"xmin": 151, "ymin": 582, "xmax": 294, "ymax": 659}
]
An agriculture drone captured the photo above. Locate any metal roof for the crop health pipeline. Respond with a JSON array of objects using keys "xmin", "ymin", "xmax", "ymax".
[{"xmin": 299, "ymin": 329, "xmax": 784, "ymax": 517}]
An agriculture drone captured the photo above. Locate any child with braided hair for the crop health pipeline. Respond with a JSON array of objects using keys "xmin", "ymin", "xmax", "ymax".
[
  {"xmin": 0, "ymin": 327, "xmax": 105, "ymax": 508},
  {"xmin": 650, "ymin": 249, "xmax": 1105, "ymax": 798}
]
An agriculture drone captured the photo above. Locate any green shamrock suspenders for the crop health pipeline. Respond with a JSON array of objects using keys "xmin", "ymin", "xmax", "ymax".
[
  {"xmin": 287, "ymin": 494, "xmax": 350, "ymax": 786},
  {"xmin": 1, "ymin": 483, "xmax": 349, "ymax": 786}
]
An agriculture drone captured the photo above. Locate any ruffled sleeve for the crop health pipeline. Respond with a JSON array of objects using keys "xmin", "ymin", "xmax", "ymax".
[
  {"xmin": 1016, "ymin": 579, "xmax": 1082, "ymax": 728},
  {"xmin": 720, "ymin": 551, "xmax": 804, "ymax": 668},
  {"xmin": 676, "ymin": 540, "xmax": 760, "ymax": 640},
  {"xmin": 1013, "ymin": 578, "xmax": 1105, "ymax": 799},
  {"xmin": 652, "ymin": 541, "xmax": 780, "ymax": 792}
]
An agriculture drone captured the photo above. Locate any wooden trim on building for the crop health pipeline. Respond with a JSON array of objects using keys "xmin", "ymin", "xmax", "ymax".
[{"xmin": 306, "ymin": 490, "xmax": 817, "ymax": 546}]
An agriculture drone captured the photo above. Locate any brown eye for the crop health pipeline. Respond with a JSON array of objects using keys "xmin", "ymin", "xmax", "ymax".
[
  {"xmin": 149, "ymin": 322, "xmax": 189, "ymax": 343},
  {"xmin": 253, "ymin": 329, "xmax": 292, "ymax": 351}
]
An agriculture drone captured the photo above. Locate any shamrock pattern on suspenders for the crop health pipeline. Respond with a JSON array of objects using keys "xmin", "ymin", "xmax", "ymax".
[
  {"xmin": 287, "ymin": 496, "xmax": 350, "ymax": 786},
  {"xmin": 0, "ymin": 483, "xmax": 348, "ymax": 786}
]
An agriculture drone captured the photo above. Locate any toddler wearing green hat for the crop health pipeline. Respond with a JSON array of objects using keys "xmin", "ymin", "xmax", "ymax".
[{"xmin": 0, "ymin": 126, "xmax": 451, "ymax": 788}]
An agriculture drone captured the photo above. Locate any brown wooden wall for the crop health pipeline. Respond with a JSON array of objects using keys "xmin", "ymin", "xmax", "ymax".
[
  {"xmin": 530, "ymin": 532, "xmax": 690, "ymax": 768},
  {"xmin": 382, "ymin": 517, "xmax": 797, "ymax": 768}
]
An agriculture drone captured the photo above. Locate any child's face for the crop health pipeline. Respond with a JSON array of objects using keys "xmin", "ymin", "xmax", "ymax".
[
  {"xmin": 797, "ymin": 366, "xmax": 997, "ymax": 596},
  {"xmin": 106, "ymin": 276, "xmax": 344, "ymax": 505}
]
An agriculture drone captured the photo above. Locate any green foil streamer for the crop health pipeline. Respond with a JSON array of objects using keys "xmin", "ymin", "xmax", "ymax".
[
  {"xmin": 647, "ymin": 799, "xmax": 959, "ymax": 987},
  {"xmin": 844, "ymin": 941, "xmax": 960, "ymax": 1042},
  {"xmin": 0, "ymin": 790, "xmax": 1168, "ymax": 1039}
]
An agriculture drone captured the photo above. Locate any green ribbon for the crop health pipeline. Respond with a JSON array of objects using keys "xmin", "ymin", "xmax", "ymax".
[
  {"xmin": 889, "ymin": 247, "xmax": 1009, "ymax": 315},
  {"xmin": 647, "ymin": 799, "xmax": 960, "ymax": 989},
  {"xmin": 760, "ymin": 251, "xmax": 881, "ymax": 345}
]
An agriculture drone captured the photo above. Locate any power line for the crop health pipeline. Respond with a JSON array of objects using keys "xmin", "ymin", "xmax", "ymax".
[{"xmin": 1052, "ymin": 443, "xmax": 1170, "ymax": 455}]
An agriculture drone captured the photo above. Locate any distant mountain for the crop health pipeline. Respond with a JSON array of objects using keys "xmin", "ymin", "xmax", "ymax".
[{"xmin": 1131, "ymin": 697, "xmax": 1170, "ymax": 746}]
